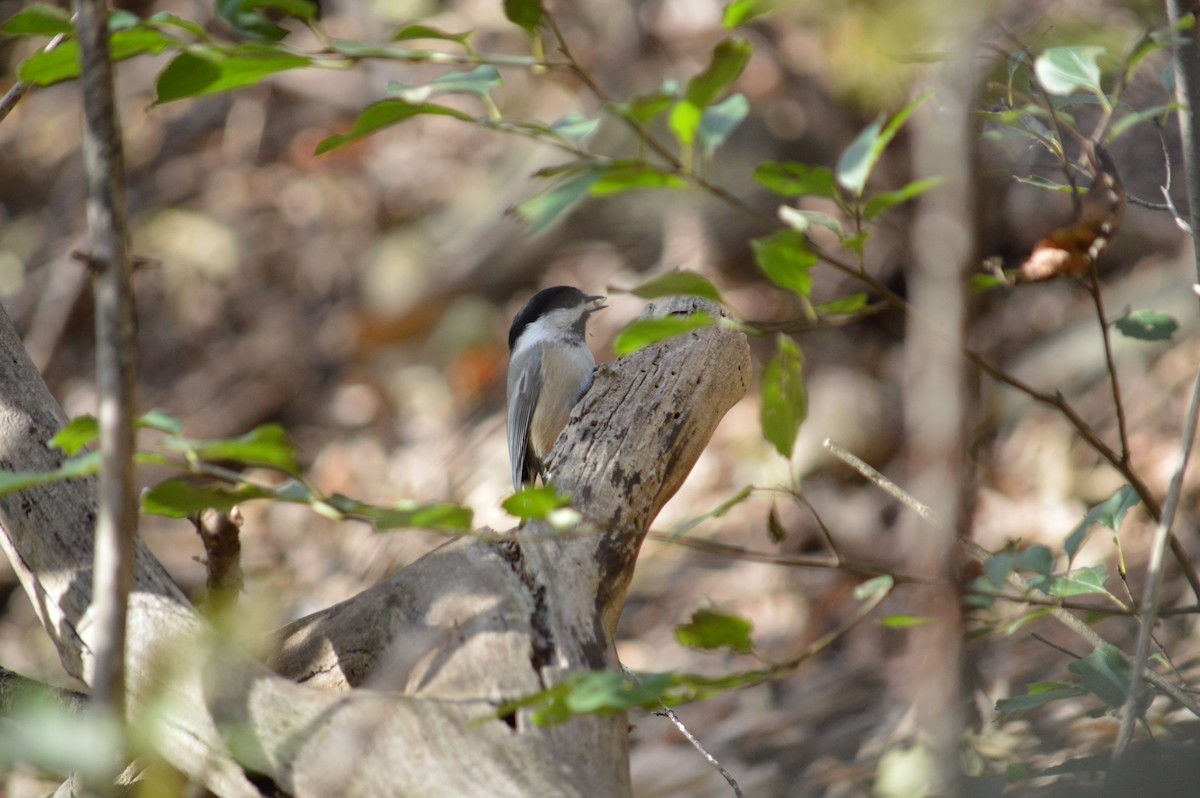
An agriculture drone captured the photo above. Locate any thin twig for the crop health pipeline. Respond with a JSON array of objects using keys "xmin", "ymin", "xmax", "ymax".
[
  {"xmin": 646, "ymin": 531, "xmax": 934, "ymax": 585},
  {"xmin": 618, "ymin": 666, "xmax": 744, "ymax": 798},
  {"xmin": 74, "ymin": 0, "xmax": 138, "ymax": 748},
  {"xmin": 659, "ymin": 708, "xmax": 745, "ymax": 797},
  {"xmin": 966, "ymin": 349, "xmax": 1200, "ymax": 602},
  {"xmin": 831, "ymin": 438, "xmax": 1200, "ymax": 720},
  {"xmin": 791, "ymin": 490, "xmax": 841, "ymax": 560},
  {"xmin": 823, "ymin": 438, "xmax": 938, "ymax": 523},
  {"xmin": 1030, "ymin": 633, "xmax": 1083, "ymax": 660},
  {"xmin": 1085, "ymin": 263, "xmax": 1131, "ymax": 465},
  {"xmin": 1113, "ymin": 367, "xmax": 1200, "ymax": 758},
  {"xmin": 0, "ymin": 32, "xmax": 69, "ymax": 126},
  {"xmin": 1166, "ymin": 0, "xmax": 1200, "ymax": 283}
]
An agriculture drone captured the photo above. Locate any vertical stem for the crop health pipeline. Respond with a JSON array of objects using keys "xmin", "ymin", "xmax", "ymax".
[
  {"xmin": 1113, "ymin": 368, "xmax": 1200, "ymax": 758},
  {"xmin": 1166, "ymin": 1, "xmax": 1200, "ymax": 287},
  {"xmin": 1086, "ymin": 264, "xmax": 1131, "ymax": 464},
  {"xmin": 74, "ymin": 0, "xmax": 137, "ymax": 725},
  {"xmin": 898, "ymin": 1, "xmax": 983, "ymax": 790}
]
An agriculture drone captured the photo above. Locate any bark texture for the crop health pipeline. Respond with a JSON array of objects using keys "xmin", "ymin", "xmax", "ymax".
[{"xmin": 0, "ymin": 296, "xmax": 751, "ymax": 797}]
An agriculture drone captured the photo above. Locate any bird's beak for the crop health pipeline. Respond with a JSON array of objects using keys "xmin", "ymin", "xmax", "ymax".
[{"xmin": 586, "ymin": 295, "xmax": 608, "ymax": 312}]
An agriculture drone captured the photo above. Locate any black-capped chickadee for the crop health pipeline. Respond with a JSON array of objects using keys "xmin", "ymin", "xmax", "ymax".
[{"xmin": 507, "ymin": 286, "xmax": 607, "ymax": 490}]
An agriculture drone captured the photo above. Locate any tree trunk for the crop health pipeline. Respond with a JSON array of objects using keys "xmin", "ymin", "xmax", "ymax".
[{"xmin": 0, "ymin": 295, "xmax": 750, "ymax": 797}]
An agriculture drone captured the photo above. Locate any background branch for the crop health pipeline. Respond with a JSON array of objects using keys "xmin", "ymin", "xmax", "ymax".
[{"xmin": 72, "ymin": 0, "xmax": 138, "ymax": 732}]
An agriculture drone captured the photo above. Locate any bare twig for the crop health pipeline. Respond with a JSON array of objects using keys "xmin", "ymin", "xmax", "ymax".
[
  {"xmin": 1166, "ymin": 0, "xmax": 1200, "ymax": 283},
  {"xmin": 191, "ymin": 508, "xmax": 245, "ymax": 613},
  {"xmin": 74, "ymin": 0, "xmax": 138, "ymax": 739},
  {"xmin": 830, "ymin": 438, "xmax": 1200, "ymax": 720},
  {"xmin": 1085, "ymin": 263, "xmax": 1131, "ymax": 465},
  {"xmin": 824, "ymin": 439, "xmax": 938, "ymax": 523},
  {"xmin": 1113, "ymin": 367, "xmax": 1200, "ymax": 757},
  {"xmin": 652, "ymin": 705, "xmax": 744, "ymax": 798},
  {"xmin": 0, "ymin": 32, "xmax": 69, "ymax": 125},
  {"xmin": 966, "ymin": 350, "xmax": 1200, "ymax": 602},
  {"xmin": 620, "ymin": 666, "xmax": 748, "ymax": 798},
  {"xmin": 646, "ymin": 531, "xmax": 934, "ymax": 585}
]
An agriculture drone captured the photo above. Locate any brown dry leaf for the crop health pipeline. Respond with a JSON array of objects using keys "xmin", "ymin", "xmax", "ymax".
[{"xmin": 1018, "ymin": 151, "xmax": 1126, "ymax": 282}]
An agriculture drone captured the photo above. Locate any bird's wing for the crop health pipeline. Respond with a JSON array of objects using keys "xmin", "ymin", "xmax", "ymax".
[{"xmin": 507, "ymin": 345, "xmax": 543, "ymax": 490}]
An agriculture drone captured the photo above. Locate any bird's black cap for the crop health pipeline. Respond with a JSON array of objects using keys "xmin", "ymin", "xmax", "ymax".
[{"xmin": 508, "ymin": 286, "xmax": 594, "ymax": 350}]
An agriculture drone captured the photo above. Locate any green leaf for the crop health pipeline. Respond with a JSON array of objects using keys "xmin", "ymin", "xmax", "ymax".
[
  {"xmin": 675, "ymin": 609, "xmax": 754, "ymax": 654},
  {"xmin": 863, "ymin": 176, "xmax": 943, "ymax": 219},
  {"xmin": 878, "ymin": 614, "xmax": 933, "ymax": 629},
  {"xmin": 504, "ymin": 0, "xmax": 543, "ymax": 32},
  {"xmin": 1067, "ymin": 644, "xmax": 1130, "ymax": 709},
  {"xmin": 370, "ymin": 502, "xmax": 472, "ymax": 532},
  {"xmin": 502, "ymin": 485, "xmax": 572, "ymax": 520},
  {"xmin": 549, "ymin": 113, "xmax": 599, "ymax": 141},
  {"xmin": 2, "ymin": 4, "xmax": 73, "ymax": 36},
  {"xmin": 1064, "ymin": 485, "xmax": 1140, "ymax": 562},
  {"xmin": 50, "ymin": 416, "xmax": 100, "ymax": 456},
  {"xmin": 836, "ymin": 117, "xmax": 884, "ymax": 196},
  {"xmin": 1114, "ymin": 309, "xmax": 1178, "ymax": 342},
  {"xmin": 752, "ymin": 229, "xmax": 817, "ymax": 297},
  {"xmin": 216, "ymin": 0, "xmax": 314, "ymax": 40},
  {"xmin": 144, "ymin": 11, "xmax": 210, "ymax": 39},
  {"xmin": 217, "ymin": 0, "xmax": 285, "ymax": 40},
  {"xmin": 170, "ymin": 423, "xmax": 301, "ymax": 474},
  {"xmin": 142, "ymin": 479, "xmax": 273, "ymax": 518},
  {"xmin": 722, "ymin": 0, "xmax": 764, "ymax": 28},
  {"xmin": 137, "ymin": 409, "xmax": 184, "ymax": 435},
  {"xmin": 619, "ymin": 80, "xmax": 679, "ymax": 124},
  {"xmin": 968, "ymin": 273, "xmax": 1010, "ymax": 293},
  {"xmin": 1001, "ymin": 607, "xmax": 1053, "ymax": 635},
  {"xmin": 996, "ymin": 683, "xmax": 1086, "ymax": 717},
  {"xmin": 667, "ymin": 485, "xmax": 754, "ymax": 538},
  {"xmin": 1035, "ymin": 46, "xmax": 1106, "ymax": 97},
  {"xmin": 697, "ymin": 93, "xmax": 749, "ymax": 158},
  {"xmin": 754, "ymin": 161, "xmax": 837, "ymax": 198},
  {"xmin": 327, "ymin": 494, "xmax": 473, "ymax": 532},
  {"xmin": 629, "ymin": 271, "xmax": 723, "ymax": 303},
  {"xmin": 248, "ymin": 0, "xmax": 316, "ymax": 21},
  {"xmin": 513, "ymin": 170, "xmax": 598, "ymax": 235},
  {"xmin": 777, "ymin": 207, "xmax": 843, "ymax": 238},
  {"xmin": 590, "ymin": 162, "xmax": 687, "ymax": 195},
  {"xmin": 1012, "ymin": 545, "xmax": 1054, "ymax": 580},
  {"xmin": 1106, "ymin": 104, "xmax": 1179, "ymax": 143},
  {"xmin": 612, "ymin": 313, "xmax": 714, "ymax": 357},
  {"xmin": 1047, "ymin": 565, "xmax": 1111, "ymax": 598},
  {"xmin": 854, "ymin": 574, "xmax": 894, "ymax": 599},
  {"xmin": 814, "ymin": 293, "xmax": 868, "ymax": 315},
  {"xmin": 315, "ymin": 98, "xmax": 472, "ymax": 154},
  {"xmin": 0, "ymin": 452, "xmax": 100, "ymax": 498},
  {"xmin": 759, "ymin": 334, "xmax": 806, "ymax": 458},
  {"xmin": 669, "ymin": 38, "xmax": 753, "ymax": 147},
  {"xmin": 20, "ymin": 27, "xmax": 177, "ymax": 86},
  {"xmin": 563, "ymin": 671, "xmax": 673, "ymax": 716},
  {"xmin": 155, "ymin": 48, "xmax": 311, "ymax": 103},
  {"xmin": 390, "ymin": 24, "xmax": 472, "ymax": 44},
  {"xmin": 836, "ymin": 93, "xmax": 930, "ymax": 196},
  {"xmin": 390, "ymin": 65, "xmax": 501, "ymax": 103}
]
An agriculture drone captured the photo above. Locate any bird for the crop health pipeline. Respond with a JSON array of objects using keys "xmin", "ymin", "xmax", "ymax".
[{"xmin": 507, "ymin": 286, "xmax": 607, "ymax": 490}]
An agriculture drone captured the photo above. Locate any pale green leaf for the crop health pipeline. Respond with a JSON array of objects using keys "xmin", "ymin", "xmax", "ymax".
[
  {"xmin": 612, "ymin": 313, "xmax": 714, "ymax": 357},
  {"xmin": 315, "ymin": 98, "xmax": 473, "ymax": 154},
  {"xmin": 1035, "ymin": 46, "xmax": 1106, "ymax": 96},
  {"xmin": 760, "ymin": 334, "xmax": 806, "ymax": 458},
  {"xmin": 629, "ymin": 271, "xmax": 723, "ymax": 303}
]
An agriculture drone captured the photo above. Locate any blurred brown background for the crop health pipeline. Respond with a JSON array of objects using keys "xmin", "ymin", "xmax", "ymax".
[{"xmin": 3, "ymin": 0, "xmax": 1200, "ymax": 795}]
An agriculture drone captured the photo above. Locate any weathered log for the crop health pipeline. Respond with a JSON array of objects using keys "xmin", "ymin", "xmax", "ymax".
[{"xmin": 0, "ymin": 296, "xmax": 750, "ymax": 796}]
